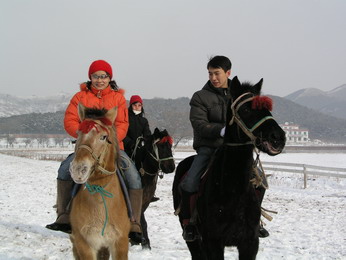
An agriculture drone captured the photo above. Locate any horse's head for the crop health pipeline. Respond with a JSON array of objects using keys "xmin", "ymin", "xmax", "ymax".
[
  {"xmin": 151, "ymin": 128, "xmax": 176, "ymax": 173},
  {"xmin": 70, "ymin": 104, "xmax": 118, "ymax": 184},
  {"xmin": 226, "ymin": 76, "xmax": 286, "ymax": 155}
]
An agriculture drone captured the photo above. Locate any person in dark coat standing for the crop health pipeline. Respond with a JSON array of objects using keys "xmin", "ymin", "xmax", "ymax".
[{"xmin": 124, "ymin": 95, "xmax": 151, "ymax": 158}]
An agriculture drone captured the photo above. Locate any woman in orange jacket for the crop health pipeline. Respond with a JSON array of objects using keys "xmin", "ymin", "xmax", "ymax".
[{"xmin": 46, "ymin": 60, "xmax": 143, "ymax": 243}]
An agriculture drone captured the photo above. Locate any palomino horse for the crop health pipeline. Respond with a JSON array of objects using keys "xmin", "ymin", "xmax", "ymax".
[
  {"xmin": 173, "ymin": 76, "xmax": 286, "ymax": 260},
  {"xmin": 69, "ymin": 104, "xmax": 130, "ymax": 260},
  {"xmin": 132, "ymin": 128, "xmax": 175, "ymax": 249}
]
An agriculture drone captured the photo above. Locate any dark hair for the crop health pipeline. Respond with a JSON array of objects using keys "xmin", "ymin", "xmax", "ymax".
[{"xmin": 207, "ymin": 56, "xmax": 232, "ymax": 72}]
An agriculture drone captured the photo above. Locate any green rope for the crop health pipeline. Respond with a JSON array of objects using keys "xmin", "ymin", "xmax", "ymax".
[{"xmin": 85, "ymin": 182, "xmax": 114, "ymax": 236}]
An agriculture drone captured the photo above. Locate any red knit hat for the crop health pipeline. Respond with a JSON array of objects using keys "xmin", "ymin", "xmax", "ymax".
[
  {"xmin": 130, "ymin": 95, "xmax": 143, "ymax": 105},
  {"xmin": 88, "ymin": 60, "xmax": 113, "ymax": 79}
]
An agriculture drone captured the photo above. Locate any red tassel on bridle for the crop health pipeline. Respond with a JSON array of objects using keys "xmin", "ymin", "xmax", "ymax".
[
  {"xmin": 251, "ymin": 96, "xmax": 273, "ymax": 111},
  {"xmin": 159, "ymin": 136, "xmax": 173, "ymax": 145},
  {"xmin": 79, "ymin": 120, "xmax": 97, "ymax": 134},
  {"xmin": 79, "ymin": 118, "xmax": 112, "ymax": 134}
]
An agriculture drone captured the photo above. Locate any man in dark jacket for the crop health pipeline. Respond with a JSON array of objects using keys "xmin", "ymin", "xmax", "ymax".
[
  {"xmin": 179, "ymin": 56, "xmax": 270, "ymax": 242},
  {"xmin": 179, "ymin": 56, "xmax": 232, "ymax": 241}
]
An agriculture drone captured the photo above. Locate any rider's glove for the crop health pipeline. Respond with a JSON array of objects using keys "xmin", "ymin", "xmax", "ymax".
[{"xmin": 220, "ymin": 127, "xmax": 226, "ymax": 137}]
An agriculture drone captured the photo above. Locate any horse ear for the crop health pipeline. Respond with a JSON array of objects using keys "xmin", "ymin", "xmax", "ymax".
[
  {"xmin": 105, "ymin": 107, "xmax": 118, "ymax": 123},
  {"xmin": 153, "ymin": 128, "xmax": 160, "ymax": 138},
  {"xmin": 253, "ymin": 78, "xmax": 263, "ymax": 95},
  {"xmin": 78, "ymin": 103, "xmax": 86, "ymax": 121},
  {"xmin": 230, "ymin": 76, "xmax": 241, "ymax": 97}
]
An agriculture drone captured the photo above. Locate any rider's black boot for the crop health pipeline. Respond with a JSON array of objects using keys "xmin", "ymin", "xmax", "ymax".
[
  {"xmin": 180, "ymin": 189, "xmax": 199, "ymax": 242},
  {"xmin": 46, "ymin": 180, "xmax": 73, "ymax": 234}
]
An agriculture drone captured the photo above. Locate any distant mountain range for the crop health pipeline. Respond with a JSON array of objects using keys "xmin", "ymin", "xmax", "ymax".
[
  {"xmin": 0, "ymin": 93, "xmax": 71, "ymax": 118},
  {"xmin": 284, "ymin": 84, "xmax": 346, "ymax": 120},
  {"xmin": 1, "ymin": 86, "xmax": 346, "ymax": 143}
]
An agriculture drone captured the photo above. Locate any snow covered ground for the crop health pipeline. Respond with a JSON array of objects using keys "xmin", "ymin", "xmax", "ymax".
[{"xmin": 0, "ymin": 151, "xmax": 346, "ymax": 260}]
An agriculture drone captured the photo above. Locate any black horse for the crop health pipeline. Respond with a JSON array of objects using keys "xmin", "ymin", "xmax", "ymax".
[
  {"xmin": 173, "ymin": 76, "xmax": 286, "ymax": 260},
  {"xmin": 132, "ymin": 127, "xmax": 175, "ymax": 249}
]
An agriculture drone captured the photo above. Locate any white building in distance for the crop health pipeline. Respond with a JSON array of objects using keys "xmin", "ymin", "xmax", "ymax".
[{"xmin": 280, "ymin": 122, "xmax": 310, "ymax": 144}]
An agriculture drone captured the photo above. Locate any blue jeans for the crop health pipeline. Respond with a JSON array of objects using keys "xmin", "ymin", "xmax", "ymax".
[
  {"xmin": 179, "ymin": 146, "xmax": 216, "ymax": 193},
  {"xmin": 118, "ymin": 150, "xmax": 142, "ymax": 189},
  {"xmin": 57, "ymin": 150, "xmax": 142, "ymax": 190}
]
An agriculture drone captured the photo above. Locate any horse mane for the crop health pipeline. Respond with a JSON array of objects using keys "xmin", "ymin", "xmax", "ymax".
[{"xmin": 84, "ymin": 108, "xmax": 108, "ymax": 120}]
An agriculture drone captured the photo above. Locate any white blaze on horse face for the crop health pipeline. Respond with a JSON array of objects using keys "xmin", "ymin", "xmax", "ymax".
[
  {"xmin": 70, "ymin": 157, "xmax": 94, "ymax": 184},
  {"xmin": 70, "ymin": 131, "xmax": 97, "ymax": 184}
]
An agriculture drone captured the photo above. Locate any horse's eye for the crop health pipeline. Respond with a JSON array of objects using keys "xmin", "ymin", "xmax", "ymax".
[{"xmin": 100, "ymin": 135, "xmax": 108, "ymax": 141}]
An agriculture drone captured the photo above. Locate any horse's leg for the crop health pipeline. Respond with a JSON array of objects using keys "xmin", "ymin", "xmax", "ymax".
[
  {"xmin": 71, "ymin": 233, "xmax": 97, "ymax": 260},
  {"xmin": 110, "ymin": 235, "xmax": 129, "ymax": 260},
  {"xmin": 238, "ymin": 237, "xmax": 259, "ymax": 260},
  {"xmin": 140, "ymin": 213, "xmax": 151, "ymax": 249},
  {"xmin": 187, "ymin": 240, "xmax": 207, "ymax": 260},
  {"xmin": 70, "ymin": 235, "xmax": 81, "ymax": 260},
  {"xmin": 203, "ymin": 238, "xmax": 224, "ymax": 260}
]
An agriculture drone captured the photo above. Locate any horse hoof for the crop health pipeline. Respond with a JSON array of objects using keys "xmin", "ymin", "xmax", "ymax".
[
  {"xmin": 141, "ymin": 243, "xmax": 151, "ymax": 250},
  {"xmin": 182, "ymin": 224, "xmax": 199, "ymax": 242},
  {"xmin": 259, "ymin": 226, "xmax": 270, "ymax": 238}
]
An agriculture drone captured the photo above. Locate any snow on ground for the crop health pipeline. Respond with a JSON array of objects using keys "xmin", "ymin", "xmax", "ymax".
[{"xmin": 0, "ymin": 152, "xmax": 346, "ymax": 260}]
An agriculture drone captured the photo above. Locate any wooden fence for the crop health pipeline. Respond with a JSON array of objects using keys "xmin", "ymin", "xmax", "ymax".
[
  {"xmin": 174, "ymin": 158, "xmax": 346, "ymax": 189},
  {"xmin": 261, "ymin": 161, "xmax": 346, "ymax": 188}
]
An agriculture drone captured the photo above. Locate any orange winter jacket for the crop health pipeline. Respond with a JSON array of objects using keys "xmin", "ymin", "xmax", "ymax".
[{"xmin": 64, "ymin": 83, "xmax": 128, "ymax": 150}]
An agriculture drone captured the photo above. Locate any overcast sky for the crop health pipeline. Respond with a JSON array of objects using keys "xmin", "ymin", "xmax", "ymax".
[{"xmin": 1, "ymin": 0, "xmax": 345, "ymax": 100}]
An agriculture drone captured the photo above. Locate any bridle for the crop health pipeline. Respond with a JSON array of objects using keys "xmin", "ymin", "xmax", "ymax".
[
  {"xmin": 226, "ymin": 92, "xmax": 274, "ymax": 146},
  {"xmin": 139, "ymin": 137, "xmax": 175, "ymax": 177},
  {"xmin": 75, "ymin": 120, "xmax": 116, "ymax": 176},
  {"xmin": 224, "ymin": 92, "xmax": 275, "ymax": 190}
]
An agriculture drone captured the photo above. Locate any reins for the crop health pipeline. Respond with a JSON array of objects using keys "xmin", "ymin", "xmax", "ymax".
[
  {"xmin": 84, "ymin": 182, "xmax": 113, "ymax": 236},
  {"xmin": 225, "ymin": 92, "xmax": 277, "ymax": 221}
]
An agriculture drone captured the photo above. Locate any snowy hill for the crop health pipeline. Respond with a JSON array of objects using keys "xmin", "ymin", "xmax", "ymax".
[
  {"xmin": 0, "ymin": 93, "xmax": 72, "ymax": 118},
  {"xmin": 285, "ymin": 84, "xmax": 346, "ymax": 120}
]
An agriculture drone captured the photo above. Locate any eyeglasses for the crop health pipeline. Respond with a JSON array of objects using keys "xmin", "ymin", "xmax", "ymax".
[{"xmin": 91, "ymin": 74, "xmax": 109, "ymax": 80}]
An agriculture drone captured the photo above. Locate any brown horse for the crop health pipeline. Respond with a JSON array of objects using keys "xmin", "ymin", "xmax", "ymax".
[{"xmin": 69, "ymin": 104, "xmax": 130, "ymax": 260}]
